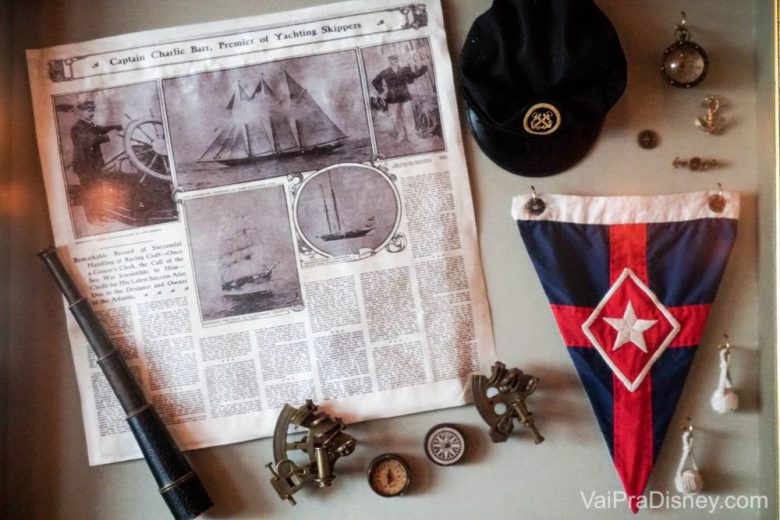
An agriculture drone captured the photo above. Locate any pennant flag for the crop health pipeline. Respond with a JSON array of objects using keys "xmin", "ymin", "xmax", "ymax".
[{"xmin": 513, "ymin": 191, "xmax": 738, "ymax": 513}]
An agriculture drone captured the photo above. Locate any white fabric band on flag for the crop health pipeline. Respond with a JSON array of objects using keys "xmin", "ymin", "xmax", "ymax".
[{"xmin": 512, "ymin": 190, "xmax": 740, "ymax": 223}]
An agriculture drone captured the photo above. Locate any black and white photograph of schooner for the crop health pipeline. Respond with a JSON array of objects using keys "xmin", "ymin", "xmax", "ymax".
[
  {"xmin": 162, "ymin": 50, "xmax": 372, "ymax": 190},
  {"xmin": 319, "ymin": 170, "xmax": 375, "ymax": 241},
  {"xmin": 198, "ymin": 72, "xmax": 348, "ymax": 166},
  {"xmin": 295, "ymin": 163, "xmax": 401, "ymax": 259}
]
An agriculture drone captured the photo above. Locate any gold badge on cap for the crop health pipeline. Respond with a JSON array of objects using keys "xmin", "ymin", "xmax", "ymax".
[{"xmin": 523, "ymin": 103, "xmax": 561, "ymax": 136}]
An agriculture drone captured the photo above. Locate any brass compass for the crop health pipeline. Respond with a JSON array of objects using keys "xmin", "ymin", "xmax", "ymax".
[{"xmin": 424, "ymin": 424, "xmax": 466, "ymax": 466}]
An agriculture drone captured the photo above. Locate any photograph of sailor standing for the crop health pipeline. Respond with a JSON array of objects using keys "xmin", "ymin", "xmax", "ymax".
[
  {"xmin": 372, "ymin": 53, "xmax": 427, "ymax": 144},
  {"xmin": 363, "ymin": 38, "xmax": 444, "ymax": 158},
  {"xmin": 70, "ymin": 96, "xmax": 122, "ymax": 224}
]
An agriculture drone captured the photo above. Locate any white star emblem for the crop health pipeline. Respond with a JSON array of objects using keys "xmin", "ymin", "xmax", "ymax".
[
  {"xmin": 603, "ymin": 302, "xmax": 657, "ymax": 353},
  {"xmin": 582, "ymin": 268, "xmax": 681, "ymax": 391}
]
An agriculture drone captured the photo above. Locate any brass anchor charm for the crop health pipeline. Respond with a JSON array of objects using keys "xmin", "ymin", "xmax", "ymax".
[{"xmin": 695, "ymin": 95, "xmax": 726, "ymax": 135}]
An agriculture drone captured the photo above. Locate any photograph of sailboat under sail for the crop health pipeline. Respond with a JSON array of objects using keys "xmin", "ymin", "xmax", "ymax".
[
  {"xmin": 184, "ymin": 185, "xmax": 303, "ymax": 322},
  {"xmin": 294, "ymin": 163, "xmax": 400, "ymax": 260},
  {"xmin": 319, "ymin": 171, "xmax": 375, "ymax": 241},
  {"xmin": 198, "ymin": 72, "xmax": 348, "ymax": 166},
  {"xmin": 219, "ymin": 218, "xmax": 280, "ymax": 298}
]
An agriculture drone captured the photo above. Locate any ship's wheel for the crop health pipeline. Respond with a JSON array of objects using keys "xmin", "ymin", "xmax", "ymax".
[{"xmin": 122, "ymin": 116, "xmax": 171, "ymax": 180}]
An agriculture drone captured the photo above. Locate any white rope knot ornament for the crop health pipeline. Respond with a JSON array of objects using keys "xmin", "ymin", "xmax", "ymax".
[
  {"xmin": 674, "ymin": 420, "xmax": 704, "ymax": 494},
  {"xmin": 711, "ymin": 338, "xmax": 739, "ymax": 414}
]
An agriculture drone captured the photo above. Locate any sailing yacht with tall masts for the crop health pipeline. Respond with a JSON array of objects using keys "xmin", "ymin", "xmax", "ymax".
[
  {"xmin": 319, "ymin": 170, "xmax": 375, "ymax": 242},
  {"xmin": 198, "ymin": 71, "xmax": 348, "ymax": 166}
]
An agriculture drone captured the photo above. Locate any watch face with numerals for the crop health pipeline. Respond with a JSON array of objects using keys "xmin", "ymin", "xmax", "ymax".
[
  {"xmin": 367, "ymin": 454, "xmax": 411, "ymax": 497},
  {"xmin": 661, "ymin": 40, "xmax": 709, "ymax": 88}
]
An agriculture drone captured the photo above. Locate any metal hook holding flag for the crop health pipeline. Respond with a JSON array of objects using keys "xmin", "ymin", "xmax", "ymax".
[
  {"xmin": 709, "ymin": 182, "xmax": 726, "ymax": 213},
  {"xmin": 525, "ymin": 186, "xmax": 546, "ymax": 216}
]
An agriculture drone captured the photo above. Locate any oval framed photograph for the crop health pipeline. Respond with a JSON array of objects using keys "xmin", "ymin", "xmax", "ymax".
[{"xmin": 293, "ymin": 162, "xmax": 402, "ymax": 259}]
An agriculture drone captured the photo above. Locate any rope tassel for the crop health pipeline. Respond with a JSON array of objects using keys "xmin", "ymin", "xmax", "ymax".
[
  {"xmin": 674, "ymin": 420, "xmax": 704, "ymax": 494},
  {"xmin": 711, "ymin": 338, "xmax": 739, "ymax": 414}
]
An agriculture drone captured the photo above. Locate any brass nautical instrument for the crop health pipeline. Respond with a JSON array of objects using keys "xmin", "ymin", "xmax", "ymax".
[
  {"xmin": 267, "ymin": 400, "xmax": 356, "ymax": 504},
  {"xmin": 472, "ymin": 361, "xmax": 544, "ymax": 444}
]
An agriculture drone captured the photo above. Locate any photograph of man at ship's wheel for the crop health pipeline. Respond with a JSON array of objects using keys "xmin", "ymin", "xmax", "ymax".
[
  {"xmin": 363, "ymin": 38, "xmax": 444, "ymax": 159},
  {"xmin": 162, "ymin": 49, "xmax": 372, "ymax": 191},
  {"xmin": 182, "ymin": 185, "xmax": 302, "ymax": 322},
  {"xmin": 52, "ymin": 82, "xmax": 178, "ymax": 239}
]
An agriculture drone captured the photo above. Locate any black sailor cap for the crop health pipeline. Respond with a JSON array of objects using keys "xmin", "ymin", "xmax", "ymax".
[{"xmin": 460, "ymin": 0, "xmax": 627, "ymax": 177}]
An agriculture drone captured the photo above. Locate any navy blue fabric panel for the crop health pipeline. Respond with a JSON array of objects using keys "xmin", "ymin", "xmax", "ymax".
[
  {"xmin": 517, "ymin": 221, "xmax": 610, "ymax": 307},
  {"xmin": 646, "ymin": 219, "xmax": 737, "ymax": 306},
  {"xmin": 650, "ymin": 347, "xmax": 697, "ymax": 462},
  {"xmin": 568, "ymin": 347, "xmax": 615, "ymax": 458}
]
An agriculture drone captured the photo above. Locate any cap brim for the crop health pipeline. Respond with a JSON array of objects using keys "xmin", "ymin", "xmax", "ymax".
[{"xmin": 465, "ymin": 103, "xmax": 603, "ymax": 177}]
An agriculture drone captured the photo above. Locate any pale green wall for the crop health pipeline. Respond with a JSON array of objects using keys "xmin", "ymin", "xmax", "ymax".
[
  {"xmin": 1, "ymin": 1, "xmax": 776, "ymax": 518},
  {"xmin": 755, "ymin": 1, "xmax": 779, "ymax": 518}
]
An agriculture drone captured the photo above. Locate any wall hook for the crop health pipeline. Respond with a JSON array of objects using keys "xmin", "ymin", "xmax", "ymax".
[
  {"xmin": 708, "ymin": 183, "xmax": 726, "ymax": 213},
  {"xmin": 525, "ymin": 185, "xmax": 546, "ymax": 216}
]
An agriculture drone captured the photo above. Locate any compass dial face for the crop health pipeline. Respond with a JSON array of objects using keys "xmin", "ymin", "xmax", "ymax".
[
  {"xmin": 661, "ymin": 41, "xmax": 708, "ymax": 88},
  {"xmin": 425, "ymin": 424, "xmax": 466, "ymax": 466},
  {"xmin": 367, "ymin": 454, "xmax": 410, "ymax": 497}
]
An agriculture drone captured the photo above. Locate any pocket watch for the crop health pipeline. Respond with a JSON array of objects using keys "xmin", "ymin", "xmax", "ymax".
[
  {"xmin": 661, "ymin": 12, "xmax": 709, "ymax": 88},
  {"xmin": 367, "ymin": 453, "xmax": 411, "ymax": 497}
]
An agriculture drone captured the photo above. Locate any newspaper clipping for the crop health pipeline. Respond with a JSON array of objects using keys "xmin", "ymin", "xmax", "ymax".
[{"xmin": 27, "ymin": 0, "xmax": 496, "ymax": 465}]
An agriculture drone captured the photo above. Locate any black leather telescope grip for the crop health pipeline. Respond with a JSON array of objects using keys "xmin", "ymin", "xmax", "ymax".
[
  {"xmin": 128, "ymin": 406, "xmax": 214, "ymax": 519},
  {"xmin": 38, "ymin": 246, "xmax": 213, "ymax": 520}
]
